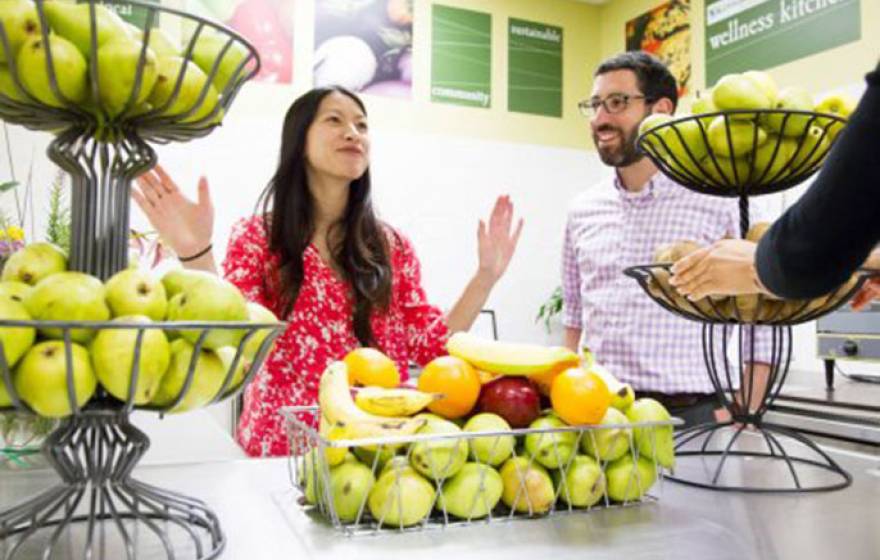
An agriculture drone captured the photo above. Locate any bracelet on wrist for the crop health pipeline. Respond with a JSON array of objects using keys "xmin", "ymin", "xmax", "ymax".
[{"xmin": 178, "ymin": 244, "xmax": 213, "ymax": 263}]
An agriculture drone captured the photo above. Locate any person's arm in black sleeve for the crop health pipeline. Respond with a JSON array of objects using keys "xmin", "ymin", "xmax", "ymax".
[{"xmin": 755, "ymin": 61, "xmax": 880, "ymax": 299}]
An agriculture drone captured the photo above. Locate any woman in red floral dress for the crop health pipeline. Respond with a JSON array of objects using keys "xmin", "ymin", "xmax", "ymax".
[{"xmin": 133, "ymin": 87, "xmax": 523, "ymax": 457}]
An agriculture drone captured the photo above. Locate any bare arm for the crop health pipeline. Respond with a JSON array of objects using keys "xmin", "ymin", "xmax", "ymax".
[{"xmin": 563, "ymin": 327, "xmax": 582, "ymax": 352}]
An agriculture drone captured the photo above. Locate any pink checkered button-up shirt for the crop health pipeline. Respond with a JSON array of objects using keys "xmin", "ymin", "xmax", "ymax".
[{"xmin": 562, "ymin": 171, "xmax": 771, "ymax": 394}]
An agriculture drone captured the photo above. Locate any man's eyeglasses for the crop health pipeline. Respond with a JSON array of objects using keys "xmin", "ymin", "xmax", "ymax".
[{"xmin": 578, "ymin": 93, "xmax": 654, "ymax": 117}]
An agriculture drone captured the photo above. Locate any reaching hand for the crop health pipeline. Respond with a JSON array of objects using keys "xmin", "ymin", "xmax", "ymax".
[
  {"xmin": 669, "ymin": 239, "xmax": 766, "ymax": 300},
  {"xmin": 477, "ymin": 195, "xmax": 524, "ymax": 285},
  {"xmin": 131, "ymin": 164, "xmax": 214, "ymax": 258}
]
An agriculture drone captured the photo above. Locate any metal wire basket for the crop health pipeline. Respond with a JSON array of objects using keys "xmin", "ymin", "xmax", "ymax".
[{"xmin": 281, "ymin": 406, "xmax": 680, "ymax": 537}]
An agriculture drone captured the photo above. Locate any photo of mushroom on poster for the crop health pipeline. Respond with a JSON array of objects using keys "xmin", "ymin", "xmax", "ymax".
[
  {"xmin": 314, "ymin": 0, "xmax": 413, "ymax": 98},
  {"xmin": 186, "ymin": 0, "xmax": 293, "ymax": 84}
]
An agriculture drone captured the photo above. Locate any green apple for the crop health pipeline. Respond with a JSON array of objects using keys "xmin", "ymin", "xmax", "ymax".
[
  {"xmin": 752, "ymin": 135, "xmax": 796, "ymax": 185},
  {"xmin": 605, "ymin": 455, "xmax": 657, "ymax": 502},
  {"xmin": 0, "ymin": 280, "xmax": 31, "ymax": 304},
  {"xmin": 17, "ymin": 34, "xmax": 87, "ymax": 107},
  {"xmin": 148, "ymin": 56, "xmax": 222, "ymax": 124},
  {"xmin": 1, "ymin": 243, "xmax": 66, "ymax": 286},
  {"xmin": 166, "ymin": 274, "xmax": 248, "ymax": 350},
  {"xmin": 707, "ymin": 115, "xmax": 767, "ymax": 158},
  {"xmin": 0, "ymin": 0, "xmax": 40, "ymax": 63},
  {"xmin": 104, "ymin": 268, "xmax": 167, "ymax": 320},
  {"xmin": 0, "ymin": 63, "xmax": 27, "ymax": 103},
  {"xmin": 742, "ymin": 70, "xmax": 778, "ymax": 105},
  {"xmin": 90, "ymin": 315, "xmax": 170, "ymax": 404},
  {"xmin": 625, "ymin": 398, "xmax": 675, "ymax": 469},
  {"xmin": 191, "ymin": 32, "xmax": 248, "ymax": 94},
  {"xmin": 553, "ymin": 454, "xmax": 605, "ymax": 508},
  {"xmin": 790, "ymin": 125, "xmax": 830, "ymax": 172},
  {"xmin": 150, "ymin": 338, "xmax": 226, "ymax": 412},
  {"xmin": 524, "ymin": 414, "xmax": 578, "ymax": 469},
  {"xmin": 463, "ymin": 412, "xmax": 515, "ymax": 466},
  {"xmin": 761, "ymin": 86, "xmax": 815, "ymax": 137},
  {"xmin": 25, "ymin": 272, "xmax": 110, "ymax": 343},
  {"xmin": 711, "ymin": 73, "xmax": 771, "ymax": 117},
  {"xmin": 43, "ymin": 1, "xmax": 132, "ymax": 58},
  {"xmin": 160, "ymin": 268, "xmax": 216, "ymax": 299},
  {"xmin": 14, "ymin": 340, "xmax": 96, "ymax": 417},
  {"xmin": 581, "ymin": 407, "xmax": 630, "ymax": 462},
  {"xmin": 95, "ymin": 39, "xmax": 158, "ymax": 116},
  {"xmin": 0, "ymin": 296, "xmax": 35, "ymax": 368}
]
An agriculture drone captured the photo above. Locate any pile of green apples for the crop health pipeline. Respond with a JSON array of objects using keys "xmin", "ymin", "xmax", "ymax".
[
  {"xmin": 0, "ymin": 242, "xmax": 278, "ymax": 418},
  {"xmin": 299, "ymin": 398, "xmax": 672, "ymax": 527},
  {"xmin": 0, "ymin": 0, "xmax": 248, "ymax": 123},
  {"xmin": 640, "ymin": 70, "xmax": 855, "ymax": 188}
]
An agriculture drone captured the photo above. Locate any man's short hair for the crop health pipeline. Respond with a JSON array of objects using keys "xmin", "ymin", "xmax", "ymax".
[{"xmin": 595, "ymin": 51, "xmax": 678, "ymax": 112}]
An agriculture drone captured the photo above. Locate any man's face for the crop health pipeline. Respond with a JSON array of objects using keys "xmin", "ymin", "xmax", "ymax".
[{"xmin": 589, "ymin": 69, "xmax": 654, "ymax": 168}]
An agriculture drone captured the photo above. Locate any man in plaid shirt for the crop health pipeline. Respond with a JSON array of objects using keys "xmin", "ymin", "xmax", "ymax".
[{"xmin": 562, "ymin": 52, "xmax": 771, "ymax": 427}]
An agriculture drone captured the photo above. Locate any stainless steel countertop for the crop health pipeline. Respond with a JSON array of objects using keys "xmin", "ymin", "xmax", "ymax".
[{"xmin": 2, "ymin": 437, "xmax": 879, "ymax": 560}]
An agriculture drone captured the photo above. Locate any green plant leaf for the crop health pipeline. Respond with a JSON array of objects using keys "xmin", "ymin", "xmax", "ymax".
[{"xmin": 0, "ymin": 181, "xmax": 18, "ymax": 193}]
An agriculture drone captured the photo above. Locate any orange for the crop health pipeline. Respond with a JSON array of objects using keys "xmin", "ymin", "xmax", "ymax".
[
  {"xmin": 417, "ymin": 356, "xmax": 481, "ymax": 419},
  {"xmin": 528, "ymin": 359, "xmax": 580, "ymax": 396},
  {"xmin": 550, "ymin": 367, "xmax": 611, "ymax": 425},
  {"xmin": 343, "ymin": 348, "xmax": 400, "ymax": 388}
]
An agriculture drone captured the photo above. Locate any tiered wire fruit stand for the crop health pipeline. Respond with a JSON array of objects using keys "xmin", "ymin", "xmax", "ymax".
[
  {"xmin": 626, "ymin": 108, "xmax": 879, "ymax": 492},
  {"xmin": 0, "ymin": 1, "xmax": 284, "ymax": 558}
]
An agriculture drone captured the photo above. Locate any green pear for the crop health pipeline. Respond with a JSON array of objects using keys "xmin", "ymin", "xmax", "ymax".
[
  {"xmin": 0, "ymin": 0, "xmax": 40, "ymax": 63},
  {"xmin": 17, "ymin": 34, "xmax": 87, "ymax": 107},
  {"xmin": 690, "ymin": 90, "xmax": 716, "ymax": 126},
  {"xmin": 761, "ymin": 86, "xmax": 814, "ymax": 137},
  {"xmin": 0, "ymin": 280, "xmax": 31, "ymax": 304},
  {"xmin": 663, "ymin": 117, "xmax": 710, "ymax": 167},
  {"xmin": 814, "ymin": 91, "xmax": 856, "ymax": 129},
  {"xmin": 463, "ymin": 412, "xmax": 514, "ymax": 466},
  {"xmin": 499, "ymin": 456, "xmax": 555, "ymax": 514},
  {"xmin": 553, "ymin": 454, "xmax": 605, "ymax": 508},
  {"xmin": 241, "ymin": 301, "xmax": 278, "ymax": 361},
  {"xmin": 214, "ymin": 345, "xmax": 248, "ymax": 390},
  {"xmin": 148, "ymin": 55, "xmax": 222, "ymax": 124},
  {"xmin": 605, "ymin": 455, "xmax": 657, "ymax": 502},
  {"xmin": 368, "ymin": 463, "xmax": 435, "ymax": 527},
  {"xmin": 104, "ymin": 268, "xmax": 167, "ymax": 320},
  {"xmin": 95, "ymin": 39, "xmax": 157, "ymax": 116},
  {"xmin": 380, "ymin": 455, "xmax": 411, "ymax": 475},
  {"xmin": 1, "ymin": 242, "xmax": 66, "ymax": 285},
  {"xmin": 129, "ymin": 24, "xmax": 181, "ymax": 58},
  {"xmin": 0, "ymin": 63, "xmax": 26, "ymax": 102},
  {"xmin": 742, "ymin": 70, "xmax": 778, "ymax": 105},
  {"xmin": 298, "ymin": 448, "xmax": 328, "ymax": 505},
  {"xmin": 43, "ymin": 1, "xmax": 132, "ymax": 58},
  {"xmin": 409, "ymin": 417, "xmax": 468, "ymax": 481},
  {"xmin": 752, "ymin": 135, "xmax": 796, "ymax": 185},
  {"xmin": 637, "ymin": 113, "xmax": 672, "ymax": 155},
  {"xmin": 191, "ymin": 32, "xmax": 248, "ymax": 94},
  {"xmin": 353, "ymin": 443, "xmax": 400, "ymax": 474},
  {"xmin": 328, "ymin": 460, "xmax": 375, "ymax": 522},
  {"xmin": 0, "ymin": 296, "xmax": 35, "ymax": 368},
  {"xmin": 14, "ymin": 340, "xmax": 96, "ymax": 417},
  {"xmin": 625, "ymin": 398, "xmax": 675, "ymax": 469},
  {"xmin": 790, "ymin": 125, "xmax": 830, "ymax": 172},
  {"xmin": 0, "ymin": 375, "xmax": 10, "ymax": 406},
  {"xmin": 581, "ymin": 407, "xmax": 630, "ymax": 462},
  {"xmin": 150, "ymin": 338, "xmax": 226, "ymax": 412},
  {"xmin": 26, "ymin": 272, "xmax": 110, "ymax": 343},
  {"xmin": 160, "ymin": 268, "xmax": 216, "ymax": 298},
  {"xmin": 90, "ymin": 315, "xmax": 170, "ymax": 404},
  {"xmin": 166, "ymin": 274, "xmax": 248, "ymax": 350},
  {"xmin": 711, "ymin": 73, "xmax": 771, "ymax": 116},
  {"xmin": 707, "ymin": 115, "xmax": 767, "ymax": 158},
  {"xmin": 437, "ymin": 462, "xmax": 503, "ymax": 519},
  {"xmin": 524, "ymin": 414, "xmax": 578, "ymax": 469},
  {"xmin": 702, "ymin": 155, "xmax": 752, "ymax": 187}
]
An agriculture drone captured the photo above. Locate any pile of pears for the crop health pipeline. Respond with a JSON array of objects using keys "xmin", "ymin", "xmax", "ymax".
[
  {"xmin": 0, "ymin": 0, "xmax": 249, "ymax": 123},
  {"xmin": 640, "ymin": 69, "xmax": 855, "ymax": 189},
  {"xmin": 298, "ymin": 398, "xmax": 673, "ymax": 528},
  {"xmin": 0, "ymin": 242, "xmax": 279, "ymax": 418}
]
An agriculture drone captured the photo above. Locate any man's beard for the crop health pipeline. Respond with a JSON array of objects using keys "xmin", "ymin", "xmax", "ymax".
[{"xmin": 593, "ymin": 124, "xmax": 644, "ymax": 168}]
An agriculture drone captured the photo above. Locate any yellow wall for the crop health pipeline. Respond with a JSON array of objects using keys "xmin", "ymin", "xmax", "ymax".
[{"xmin": 231, "ymin": 0, "xmax": 602, "ymax": 150}]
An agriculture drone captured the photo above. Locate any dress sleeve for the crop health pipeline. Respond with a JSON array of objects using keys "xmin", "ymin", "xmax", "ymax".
[
  {"xmin": 221, "ymin": 217, "xmax": 274, "ymax": 311},
  {"xmin": 561, "ymin": 213, "xmax": 583, "ymax": 329},
  {"xmin": 392, "ymin": 232, "xmax": 450, "ymax": 366}
]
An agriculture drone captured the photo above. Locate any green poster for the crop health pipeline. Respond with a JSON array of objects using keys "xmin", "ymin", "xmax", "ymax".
[
  {"xmin": 431, "ymin": 5, "xmax": 491, "ymax": 109},
  {"xmin": 84, "ymin": 0, "xmax": 161, "ymax": 29},
  {"xmin": 705, "ymin": 0, "xmax": 860, "ymax": 86},
  {"xmin": 508, "ymin": 18, "xmax": 562, "ymax": 117}
]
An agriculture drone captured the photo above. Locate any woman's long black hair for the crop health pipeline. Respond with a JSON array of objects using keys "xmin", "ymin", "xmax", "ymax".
[{"xmin": 256, "ymin": 86, "xmax": 392, "ymax": 347}]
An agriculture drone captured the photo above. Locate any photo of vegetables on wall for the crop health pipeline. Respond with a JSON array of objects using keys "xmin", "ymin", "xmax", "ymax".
[
  {"xmin": 186, "ymin": 0, "xmax": 293, "ymax": 84},
  {"xmin": 314, "ymin": 0, "xmax": 413, "ymax": 98},
  {"xmin": 625, "ymin": 0, "xmax": 690, "ymax": 97}
]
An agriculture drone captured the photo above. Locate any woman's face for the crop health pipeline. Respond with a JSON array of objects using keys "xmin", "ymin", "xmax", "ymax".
[{"xmin": 305, "ymin": 91, "xmax": 370, "ymax": 182}]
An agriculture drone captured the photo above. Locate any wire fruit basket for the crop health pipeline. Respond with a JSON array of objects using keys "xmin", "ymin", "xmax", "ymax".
[{"xmin": 282, "ymin": 406, "xmax": 679, "ymax": 536}]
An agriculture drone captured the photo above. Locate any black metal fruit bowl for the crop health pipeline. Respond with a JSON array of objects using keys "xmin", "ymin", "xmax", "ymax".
[
  {"xmin": 624, "ymin": 264, "xmax": 878, "ymax": 326},
  {"xmin": 0, "ymin": 0, "xmax": 260, "ymax": 143},
  {"xmin": 636, "ymin": 110, "xmax": 848, "ymax": 197}
]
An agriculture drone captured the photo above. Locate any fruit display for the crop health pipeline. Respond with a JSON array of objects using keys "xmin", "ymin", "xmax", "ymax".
[
  {"xmin": 0, "ymin": 243, "xmax": 283, "ymax": 417},
  {"xmin": 638, "ymin": 70, "xmax": 853, "ymax": 195},
  {"xmin": 286, "ymin": 339, "xmax": 676, "ymax": 534}
]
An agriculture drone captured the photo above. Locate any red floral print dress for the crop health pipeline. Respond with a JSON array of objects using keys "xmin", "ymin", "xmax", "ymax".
[{"xmin": 222, "ymin": 216, "xmax": 450, "ymax": 457}]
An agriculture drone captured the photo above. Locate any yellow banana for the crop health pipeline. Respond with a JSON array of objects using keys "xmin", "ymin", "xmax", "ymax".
[
  {"xmin": 319, "ymin": 414, "xmax": 348, "ymax": 466},
  {"xmin": 318, "ymin": 361, "xmax": 425, "ymax": 440},
  {"xmin": 354, "ymin": 386, "xmax": 440, "ymax": 416},
  {"xmin": 446, "ymin": 332, "xmax": 579, "ymax": 375},
  {"xmin": 581, "ymin": 347, "xmax": 635, "ymax": 411}
]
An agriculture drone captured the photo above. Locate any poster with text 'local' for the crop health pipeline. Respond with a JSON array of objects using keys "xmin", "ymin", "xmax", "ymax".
[{"xmin": 705, "ymin": 0, "xmax": 860, "ymax": 86}]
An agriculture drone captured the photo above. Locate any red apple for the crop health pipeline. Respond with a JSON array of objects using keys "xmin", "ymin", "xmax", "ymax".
[{"xmin": 477, "ymin": 377, "xmax": 541, "ymax": 428}]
